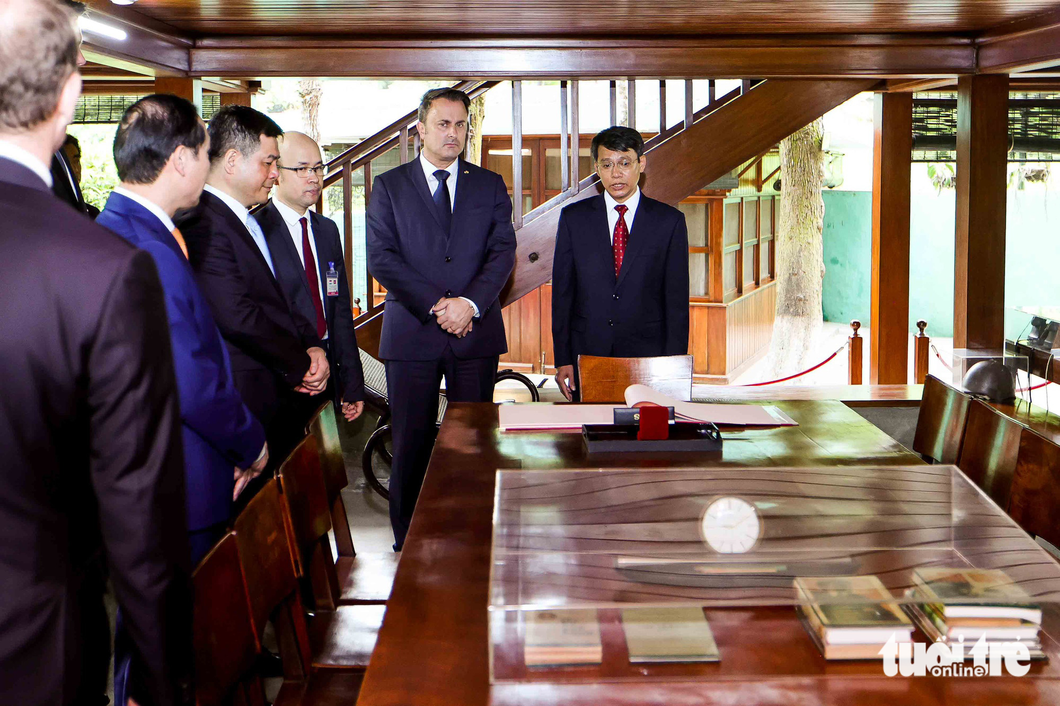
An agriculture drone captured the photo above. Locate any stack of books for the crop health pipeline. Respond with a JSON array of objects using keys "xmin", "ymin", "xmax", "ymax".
[
  {"xmin": 795, "ymin": 575, "xmax": 914, "ymax": 660},
  {"xmin": 906, "ymin": 568, "xmax": 1044, "ymax": 659}
]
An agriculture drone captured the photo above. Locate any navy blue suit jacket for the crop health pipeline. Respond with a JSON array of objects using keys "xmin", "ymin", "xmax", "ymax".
[
  {"xmin": 366, "ymin": 157, "xmax": 516, "ymax": 361},
  {"xmin": 551, "ymin": 192, "xmax": 690, "ymax": 368},
  {"xmin": 257, "ymin": 201, "xmax": 365, "ymax": 403},
  {"xmin": 98, "ymin": 192, "xmax": 266, "ymax": 530}
]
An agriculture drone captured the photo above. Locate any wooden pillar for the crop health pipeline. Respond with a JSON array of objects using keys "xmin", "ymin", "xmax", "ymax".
[
  {"xmin": 954, "ymin": 74, "xmax": 1008, "ymax": 351},
  {"xmin": 220, "ymin": 92, "xmax": 252, "ymax": 107},
  {"xmin": 154, "ymin": 77, "xmax": 202, "ymax": 111},
  {"xmin": 869, "ymin": 92, "xmax": 912, "ymax": 384}
]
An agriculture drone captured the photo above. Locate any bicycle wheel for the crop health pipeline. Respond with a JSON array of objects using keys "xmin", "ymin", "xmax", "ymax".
[
  {"xmin": 361, "ymin": 424, "xmax": 392, "ymax": 500},
  {"xmin": 495, "ymin": 369, "xmax": 541, "ymax": 402}
]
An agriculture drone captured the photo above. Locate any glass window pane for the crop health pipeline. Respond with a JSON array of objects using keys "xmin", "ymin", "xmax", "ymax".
[
  {"xmin": 743, "ymin": 199, "xmax": 758, "ymax": 243},
  {"xmin": 724, "ymin": 201, "xmax": 740, "ymax": 246},
  {"xmin": 688, "ymin": 252, "xmax": 707, "ymax": 297},
  {"xmin": 744, "ymin": 244, "xmax": 756, "ymax": 284},
  {"xmin": 679, "ymin": 203, "xmax": 707, "ymax": 247},
  {"xmin": 760, "ymin": 239, "xmax": 771, "ymax": 280},
  {"xmin": 760, "ymin": 197, "xmax": 772, "ymax": 239},
  {"xmin": 724, "ymin": 251, "xmax": 737, "ymax": 292}
]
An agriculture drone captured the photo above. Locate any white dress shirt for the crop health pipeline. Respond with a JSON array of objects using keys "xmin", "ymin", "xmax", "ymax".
[
  {"xmin": 603, "ymin": 187, "xmax": 641, "ymax": 244},
  {"xmin": 204, "ymin": 183, "xmax": 275, "ymax": 275},
  {"xmin": 113, "ymin": 187, "xmax": 175, "ymax": 232},
  {"xmin": 0, "ymin": 139, "xmax": 53, "ymax": 188},
  {"xmin": 420, "ymin": 151, "xmax": 458, "ymax": 211},
  {"xmin": 418, "ymin": 151, "xmax": 479, "ymax": 317},
  {"xmin": 273, "ymin": 198, "xmax": 328, "ymax": 339}
]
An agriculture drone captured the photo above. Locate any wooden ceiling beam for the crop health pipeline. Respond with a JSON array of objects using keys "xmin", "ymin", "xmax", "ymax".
[
  {"xmin": 189, "ymin": 37, "xmax": 975, "ymax": 79},
  {"xmin": 80, "ymin": 4, "xmax": 190, "ymax": 76},
  {"xmin": 977, "ymin": 8, "xmax": 1060, "ymax": 74}
]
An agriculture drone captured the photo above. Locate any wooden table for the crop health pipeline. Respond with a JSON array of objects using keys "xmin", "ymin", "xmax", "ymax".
[{"xmin": 356, "ymin": 400, "xmax": 1060, "ymax": 706}]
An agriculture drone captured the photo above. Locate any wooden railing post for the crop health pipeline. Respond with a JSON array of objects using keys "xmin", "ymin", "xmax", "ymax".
[
  {"xmin": 627, "ymin": 79, "xmax": 636, "ymax": 129},
  {"xmin": 512, "ymin": 80, "xmax": 523, "ymax": 228},
  {"xmin": 658, "ymin": 80, "xmax": 667, "ymax": 132},
  {"xmin": 914, "ymin": 319, "xmax": 930, "ymax": 384},
  {"xmin": 684, "ymin": 80, "xmax": 694, "ymax": 129},
  {"xmin": 610, "ymin": 80, "xmax": 617, "ymax": 126},
  {"xmin": 849, "ymin": 320, "xmax": 863, "ymax": 385},
  {"xmin": 570, "ymin": 81, "xmax": 580, "ymax": 193}
]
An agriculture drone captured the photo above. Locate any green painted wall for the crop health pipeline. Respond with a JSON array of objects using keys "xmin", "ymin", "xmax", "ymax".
[
  {"xmin": 821, "ymin": 191, "xmax": 872, "ymax": 326},
  {"xmin": 821, "ymin": 185, "xmax": 1060, "ymax": 339}
]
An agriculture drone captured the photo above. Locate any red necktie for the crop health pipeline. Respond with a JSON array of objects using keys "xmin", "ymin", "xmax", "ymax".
[
  {"xmin": 300, "ymin": 217, "xmax": 327, "ymax": 339},
  {"xmin": 613, "ymin": 204, "xmax": 629, "ymax": 278}
]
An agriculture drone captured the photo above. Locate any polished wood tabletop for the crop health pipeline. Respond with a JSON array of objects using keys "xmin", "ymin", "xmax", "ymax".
[{"xmin": 356, "ymin": 400, "xmax": 1060, "ymax": 706}]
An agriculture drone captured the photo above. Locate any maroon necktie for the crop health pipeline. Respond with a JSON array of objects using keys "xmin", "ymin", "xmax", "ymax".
[
  {"xmin": 613, "ymin": 204, "xmax": 629, "ymax": 278},
  {"xmin": 300, "ymin": 217, "xmax": 327, "ymax": 339}
]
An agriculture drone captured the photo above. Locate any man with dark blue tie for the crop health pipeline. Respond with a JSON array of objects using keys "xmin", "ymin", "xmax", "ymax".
[{"xmin": 367, "ymin": 88, "xmax": 516, "ymax": 549}]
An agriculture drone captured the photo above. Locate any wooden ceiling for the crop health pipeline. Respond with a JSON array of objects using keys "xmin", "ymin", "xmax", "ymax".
[
  {"xmin": 80, "ymin": 1, "xmax": 1060, "ymax": 80},
  {"xmin": 94, "ymin": 0, "xmax": 1060, "ymax": 37}
]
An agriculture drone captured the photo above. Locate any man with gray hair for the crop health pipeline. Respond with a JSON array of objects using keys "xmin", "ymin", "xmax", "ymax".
[{"xmin": 0, "ymin": 1, "xmax": 192, "ymax": 704}]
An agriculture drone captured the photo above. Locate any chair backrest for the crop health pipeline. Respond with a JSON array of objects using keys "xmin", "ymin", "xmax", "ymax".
[
  {"xmin": 307, "ymin": 402, "xmax": 358, "ymax": 558},
  {"xmin": 277, "ymin": 434, "xmax": 341, "ymax": 611},
  {"xmin": 957, "ymin": 400, "xmax": 1024, "ymax": 508},
  {"xmin": 192, "ymin": 532, "xmax": 264, "ymax": 706},
  {"xmin": 912, "ymin": 374, "xmax": 972, "ymax": 463},
  {"xmin": 232, "ymin": 478, "xmax": 312, "ymax": 680},
  {"xmin": 1008, "ymin": 429, "xmax": 1060, "ymax": 548},
  {"xmin": 577, "ymin": 354, "xmax": 693, "ymax": 403}
]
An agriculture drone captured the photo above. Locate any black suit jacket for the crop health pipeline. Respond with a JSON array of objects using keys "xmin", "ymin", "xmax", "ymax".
[
  {"xmin": 50, "ymin": 148, "xmax": 89, "ymax": 214},
  {"xmin": 178, "ymin": 189, "xmax": 322, "ymax": 426},
  {"xmin": 257, "ymin": 200, "xmax": 365, "ymax": 404},
  {"xmin": 366, "ymin": 157, "xmax": 516, "ymax": 361},
  {"xmin": 0, "ymin": 157, "xmax": 191, "ymax": 706},
  {"xmin": 551, "ymin": 192, "xmax": 690, "ymax": 368}
]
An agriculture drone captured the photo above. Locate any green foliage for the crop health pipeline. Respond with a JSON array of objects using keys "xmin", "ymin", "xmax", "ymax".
[{"xmin": 67, "ymin": 124, "xmax": 119, "ymax": 210}]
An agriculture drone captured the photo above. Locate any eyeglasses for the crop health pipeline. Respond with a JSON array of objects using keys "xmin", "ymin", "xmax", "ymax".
[
  {"xmin": 597, "ymin": 159, "xmax": 636, "ymax": 172},
  {"xmin": 279, "ymin": 165, "xmax": 326, "ymax": 178}
]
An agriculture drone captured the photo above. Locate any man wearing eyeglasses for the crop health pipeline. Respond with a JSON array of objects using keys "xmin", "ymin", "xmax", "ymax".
[
  {"xmin": 258, "ymin": 131, "xmax": 366, "ymax": 425},
  {"xmin": 551, "ymin": 125, "xmax": 690, "ymax": 401}
]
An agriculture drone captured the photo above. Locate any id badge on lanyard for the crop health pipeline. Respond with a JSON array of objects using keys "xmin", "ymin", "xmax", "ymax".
[{"xmin": 326, "ymin": 261, "xmax": 339, "ymax": 297}]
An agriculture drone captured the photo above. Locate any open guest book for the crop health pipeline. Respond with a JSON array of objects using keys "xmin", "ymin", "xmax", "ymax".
[{"xmin": 498, "ymin": 384, "xmax": 797, "ymax": 431}]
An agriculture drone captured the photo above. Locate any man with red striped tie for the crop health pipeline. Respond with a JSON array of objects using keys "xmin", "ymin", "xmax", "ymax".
[{"xmin": 551, "ymin": 126, "xmax": 690, "ymax": 401}]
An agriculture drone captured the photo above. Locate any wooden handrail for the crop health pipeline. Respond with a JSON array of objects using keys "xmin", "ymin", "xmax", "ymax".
[{"xmin": 321, "ymin": 80, "xmax": 498, "ymax": 191}]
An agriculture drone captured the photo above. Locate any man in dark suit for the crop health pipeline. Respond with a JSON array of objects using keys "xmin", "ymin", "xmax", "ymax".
[
  {"xmin": 51, "ymin": 1, "xmax": 91, "ymax": 215},
  {"xmin": 0, "ymin": 2, "xmax": 192, "ymax": 705},
  {"xmin": 257, "ymin": 131, "xmax": 366, "ymax": 425},
  {"xmin": 552, "ymin": 126, "xmax": 690, "ymax": 401},
  {"xmin": 179, "ymin": 106, "xmax": 330, "ymax": 470},
  {"xmin": 98, "ymin": 95, "xmax": 269, "ymax": 561},
  {"xmin": 367, "ymin": 87, "xmax": 516, "ymax": 549},
  {"xmin": 99, "ymin": 93, "xmax": 270, "ymax": 706}
]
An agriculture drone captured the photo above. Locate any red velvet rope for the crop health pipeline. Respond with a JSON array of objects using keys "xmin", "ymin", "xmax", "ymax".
[{"xmin": 742, "ymin": 346, "xmax": 845, "ymax": 387}]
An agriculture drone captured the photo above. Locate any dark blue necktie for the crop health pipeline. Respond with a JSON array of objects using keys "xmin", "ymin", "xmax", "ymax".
[{"xmin": 432, "ymin": 169, "xmax": 452, "ymax": 234}]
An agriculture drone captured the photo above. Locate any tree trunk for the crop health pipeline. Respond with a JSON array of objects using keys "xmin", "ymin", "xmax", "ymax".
[
  {"xmin": 466, "ymin": 93, "xmax": 487, "ymax": 166},
  {"xmin": 766, "ymin": 118, "xmax": 826, "ymax": 379},
  {"xmin": 297, "ymin": 79, "xmax": 323, "ymax": 142}
]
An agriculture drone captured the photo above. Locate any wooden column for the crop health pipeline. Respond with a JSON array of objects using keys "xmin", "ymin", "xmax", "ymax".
[
  {"xmin": 220, "ymin": 92, "xmax": 252, "ymax": 107},
  {"xmin": 955, "ymin": 74, "xmax": 1009, "ymax": 351},
  {"xmin": 154, "ymin": 77, "xmax": 202, "ymax": 111},
  {"xmin": 869, "ymin": 92, "xmax": 912, "ymax": 384}
]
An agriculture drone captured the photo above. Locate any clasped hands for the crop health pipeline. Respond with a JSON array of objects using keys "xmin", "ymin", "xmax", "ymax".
[
  {"xmin": 294, "ymin": 346, "xmax": 330, "ymax": 395},
  {"xmin": 432, "ymin": 297, "xmax": 474, "ymax": 338}
]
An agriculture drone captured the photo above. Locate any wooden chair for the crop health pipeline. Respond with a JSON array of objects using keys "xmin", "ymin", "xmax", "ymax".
[
  {"xmin": 193, "ymin": 532, "xmax": 265, "ymax": 706},
  {"xmin": 275, "ymin": 437, "xmax": 385, "ymax": 670},
  {"xmin": 577, "ymin": 354, "xmax": 693, "ymax": 403},
  {"xmin": 230, "ymin": 480, "xmax": 367, "ymax": 704},
  {"xmin": 912, "ymin": 374, "xmax": 972, "ymax": 463},
  {"xmin": 956, "ymin": 400, "xmax": 1023, "ymax": 509},
  {"xmin": 307, "ymin": 402, "xmax": 398, "ymax": 604},
  {"xmin": 1007, "ymin": 429, "xmax": 1060, "ymax": 550}
]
